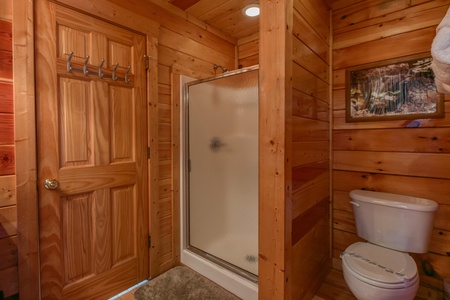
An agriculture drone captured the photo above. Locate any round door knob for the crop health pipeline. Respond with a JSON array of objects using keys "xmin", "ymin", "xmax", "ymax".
[{"xmin": 44, "ymin": 179, "xmax": 59, "ymax": 190}]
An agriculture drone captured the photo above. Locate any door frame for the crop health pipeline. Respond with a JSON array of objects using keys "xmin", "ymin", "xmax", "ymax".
[
  {"xmin": 14, "ymin": 0, "xmax": 159, "ymax": 297},
  {"xmin": 13, "ymin": 0, "xmax": 39, "ymax": 298}
]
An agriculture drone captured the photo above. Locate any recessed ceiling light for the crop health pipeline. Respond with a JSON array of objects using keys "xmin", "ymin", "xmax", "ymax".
[{"xmin": 243, "ymin": 4, "xmax": 260, "ymax": 17}]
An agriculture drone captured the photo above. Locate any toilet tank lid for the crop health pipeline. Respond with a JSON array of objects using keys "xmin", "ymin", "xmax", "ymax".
[{"xmin": 350, "ymin": 190, "xmax": 438, "ymax": 212}]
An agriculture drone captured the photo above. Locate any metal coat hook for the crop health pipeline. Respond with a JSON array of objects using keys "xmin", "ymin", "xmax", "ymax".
[
  {"xmin": 124, "ymin": 66, "xmax": 131, "ymax": 84},
  {"xmin": 83, "ymin": 55, "xmax": 90, "ymax": 75},
  {"xmin": 67, "ymin": 51, "xmax": 74, "ymax": 72},
  {"xmin": 66, "ymin": 51, "xmax": 132, "ymax": 84},
  {"xmin": 67, "ymin": 51, "xmax": 90, "ymax": 76},
  {"xmin": 112, "ymin": 63, "xmax": 119, "ymax": 81},
  {"xmin": 98, "ymin": 59, "xmax": 104, "ymax": 78}
]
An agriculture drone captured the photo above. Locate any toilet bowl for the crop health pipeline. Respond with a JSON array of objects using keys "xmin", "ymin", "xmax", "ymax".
[
  {"xmin": 341, "ymin": 242, "xmax": 419, "ymax": 300},
  {"xmin": 341, "ymin": 190, "xmax": 438, "ymax": 300}
]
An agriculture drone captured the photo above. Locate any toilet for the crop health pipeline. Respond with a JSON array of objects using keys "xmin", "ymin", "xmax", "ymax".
[{"xmin": 341, "ymin": 190, "xmax": 438, "ymax": 300}]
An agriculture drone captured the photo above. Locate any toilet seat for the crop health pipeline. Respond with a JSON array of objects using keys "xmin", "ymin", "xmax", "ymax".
[{"xmin": 342, "ymin": 242, "xmax": 418, "ymax": 289}]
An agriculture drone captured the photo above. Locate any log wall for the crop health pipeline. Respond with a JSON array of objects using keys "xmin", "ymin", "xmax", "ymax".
[
  {"xmin": 0, "ymin": 0, "xmax": 18, "ymax": 297},
  {"xmin": 331, "ymin": 1, "xmax": 450, "ymax": 298}
]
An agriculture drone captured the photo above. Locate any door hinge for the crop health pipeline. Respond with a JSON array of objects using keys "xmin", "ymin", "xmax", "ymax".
[
  {"xmin": 148, "ymin": 235, "xmax": 151, "ymax": 248},
  {"xmin": 147, "ymin": 147, "xmax": 150, "ymax": 159},
  {"xmin": 144, "ymin": 55, "xmax": 150, "ymax": 70}
]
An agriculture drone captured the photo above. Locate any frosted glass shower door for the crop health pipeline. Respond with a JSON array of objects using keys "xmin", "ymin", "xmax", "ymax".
[{"xmin": 187, "ymin": 69, "xmax": 258, "ymax": 277}]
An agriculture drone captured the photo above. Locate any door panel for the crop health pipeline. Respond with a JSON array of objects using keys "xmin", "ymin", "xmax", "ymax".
[
  {"xmin": 36, "ymin": 2, "xmax": 148, "ymax": 299},
  {"xmin": 59, "ymin": 77, "xmax": 91, "ymax": 166}
]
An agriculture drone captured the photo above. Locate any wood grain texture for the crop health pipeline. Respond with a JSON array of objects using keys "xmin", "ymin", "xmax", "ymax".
[
  {"xmin": 0, "ymin": 205, "xmax": 17, "ymax": 238},
  {"xmin": 0, "ymin": 20, "xmax": 12, "ymax": 52},
  {"xmin": 259, "ymin": 0, "xmax": 293, "ymax": 298},
  {"xmin": 0, "ymin": 49, "xmax": 12, "ymax": 80},
  {"xmin": 333, "ymin": 3, "xmax": 449, "ymax": 49},
  {"xmin": 292, "ymin": 214, "xmax": 331, "ymax": 299},
  {"xmin": 290, "ymin": 0, "xmax": 331, "ymax": 298},
  {"xmin": 36, "ymin": 3, "xmax": 149, "ymax": 298},
  {"xmin": 170, "ymin": 71, "xmax": 181, "ymax": 268},
  {"xmin": 0, "ymin": 175, "xmax": 14, "ymax": 206},
  {"xmin": 0, "ymin": 145, "xmax": 14, "ymax": 176},
  {"xmin": 0, "ymin": 266, "xmax": 18, "ymax": 298},
  {"xmin": 333, "ymin": 27, "xmax": 436, "ymax": 70},
  {"xmin": 331, "ymin": 1, "xmax": 450, "ymax": 296},
  {"xmin": 293, "ymin": 9, "xmax": 329, "ymax": 64},
  {"xmin": 13, "ymin": 0, "xmax": 39, "ymax": 298},
  {"xmin": 0, "ymin": 82, "xmax": 13, "ymax": 113},
  {"xmin": 237, "ymin": 34, "xmax": 259, "ymax": 68},
  {"xmin": 0, "ymin": 113, "xmax": 13, "ymax": 145}
]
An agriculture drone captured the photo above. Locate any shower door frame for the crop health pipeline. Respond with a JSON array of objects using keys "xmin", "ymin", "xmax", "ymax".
[{"xmin": 182, "ymin": 65, "xmax": 259, "ymax": 284}]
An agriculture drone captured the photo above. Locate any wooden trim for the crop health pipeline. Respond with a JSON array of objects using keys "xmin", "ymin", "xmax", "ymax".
[
  {"xmin": 147, "ymin": 36, "xmax": 160, "ymax": 278},
  {"xmin": 13, "ymin": 0, "xmax": 39, "ymax": 298},
  {"xmin": 259, "ymin": 0, "xmax": 293, "ymax": 298},
  {"xmin": 170, "ymin": 71, "xmax": 181, "ymax": 267},
  {"xmin": 329, "ymin": 7, "xmax": 334, "ymax": 267}
]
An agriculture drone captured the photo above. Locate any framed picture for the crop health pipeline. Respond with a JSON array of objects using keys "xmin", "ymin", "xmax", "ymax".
[{"xmin": 346, "ymin": 53, "xmax": 445, "ymax": 122}]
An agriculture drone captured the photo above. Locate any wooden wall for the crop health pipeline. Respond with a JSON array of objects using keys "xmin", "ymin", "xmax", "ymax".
[
  {"xmin": 0, "ymin": 0, "xmax": 18, "ymax": 297},
  {"xmin": 237, "ymin": 32, "xmax": 259, "ymax": 68},
  {"xmin": 291, "ymin": 0, "xmax": 332, "ymax": 298},
  {"xmin": 331, "ymin": 1, "xmax": 450, "ymax": 298},
  {"xmin": 0, "ymin": 0, "xmax": 17, "ymax": 297},
  {"xmin": 259, "ymin": 0, "xmax": 332, "ymax": 298}
]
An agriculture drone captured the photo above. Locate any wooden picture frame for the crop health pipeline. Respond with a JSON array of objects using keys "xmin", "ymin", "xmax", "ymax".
[{"xmin": 346, "ymin": 53, "xmax": 445, "ymax": 122}]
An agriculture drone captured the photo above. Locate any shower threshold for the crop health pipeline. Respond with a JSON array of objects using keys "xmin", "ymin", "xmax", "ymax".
[{"xmin": 187, "ymin": 245, "xmax": 258, "ymax": 284}]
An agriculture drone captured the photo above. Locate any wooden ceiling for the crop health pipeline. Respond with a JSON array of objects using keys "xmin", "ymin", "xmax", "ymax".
[{"xmin": 167, "ymin": 0, "xmax": 260, "ymax": 40}]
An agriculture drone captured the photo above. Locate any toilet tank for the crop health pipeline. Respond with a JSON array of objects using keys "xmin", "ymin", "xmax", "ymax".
[{"xmin": 349, "ymin": 190, "xmax": 438, "ymax": 254}]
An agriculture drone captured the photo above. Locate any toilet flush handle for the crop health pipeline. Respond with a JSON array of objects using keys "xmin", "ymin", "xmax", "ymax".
[{"xmin": 350, "ymin": 201, "xmax": 360, "ymax": 208}]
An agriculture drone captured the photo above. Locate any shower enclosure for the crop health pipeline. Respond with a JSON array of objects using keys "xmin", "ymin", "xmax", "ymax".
[{"xmin": 181, "ymin": 66, "xmax": 259, "ymax": 299}]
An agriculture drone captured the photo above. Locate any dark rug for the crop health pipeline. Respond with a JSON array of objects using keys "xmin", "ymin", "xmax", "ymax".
[{"xmin": 134, "ymin": 266, "xmax": 241, "ymax": 300}]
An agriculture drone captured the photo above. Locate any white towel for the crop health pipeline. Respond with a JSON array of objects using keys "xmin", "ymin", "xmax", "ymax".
[
  {"xmin": 437, "ymin": 6, "xmax": 450, "ymax": 31},
  {"xmin": 431, "ymin": 6, "xmax": 450, "ymax": 94}
]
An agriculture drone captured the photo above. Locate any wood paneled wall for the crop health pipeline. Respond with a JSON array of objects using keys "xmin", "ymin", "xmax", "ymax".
[
  {"xmin": 237, "ymin": 33, "xmax": 259, "ymax": 68},
  {"xmin": 0, "ymin": 0, "xmax": 18, "ymax": 297},
  {"xmin": 291, "ymin": 0, "xmax": 331, "ymax": 298},
  {"xmin": 332, "ymin": 1, "xmax": 450, "ymax": 298},
  {"xmin": 259, "ymin": 0, "xmax": 332, "ymax": 298}
]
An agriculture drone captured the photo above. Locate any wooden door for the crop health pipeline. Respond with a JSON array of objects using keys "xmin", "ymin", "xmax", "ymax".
[{"xmin": 35, "ymin": 2, "xmax": 148, "ymax": 299}]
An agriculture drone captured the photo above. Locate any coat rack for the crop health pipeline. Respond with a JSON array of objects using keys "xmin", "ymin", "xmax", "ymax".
[{"xmin": 67, "ymin": 51, "xmax": 132, "ymax": 83}]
